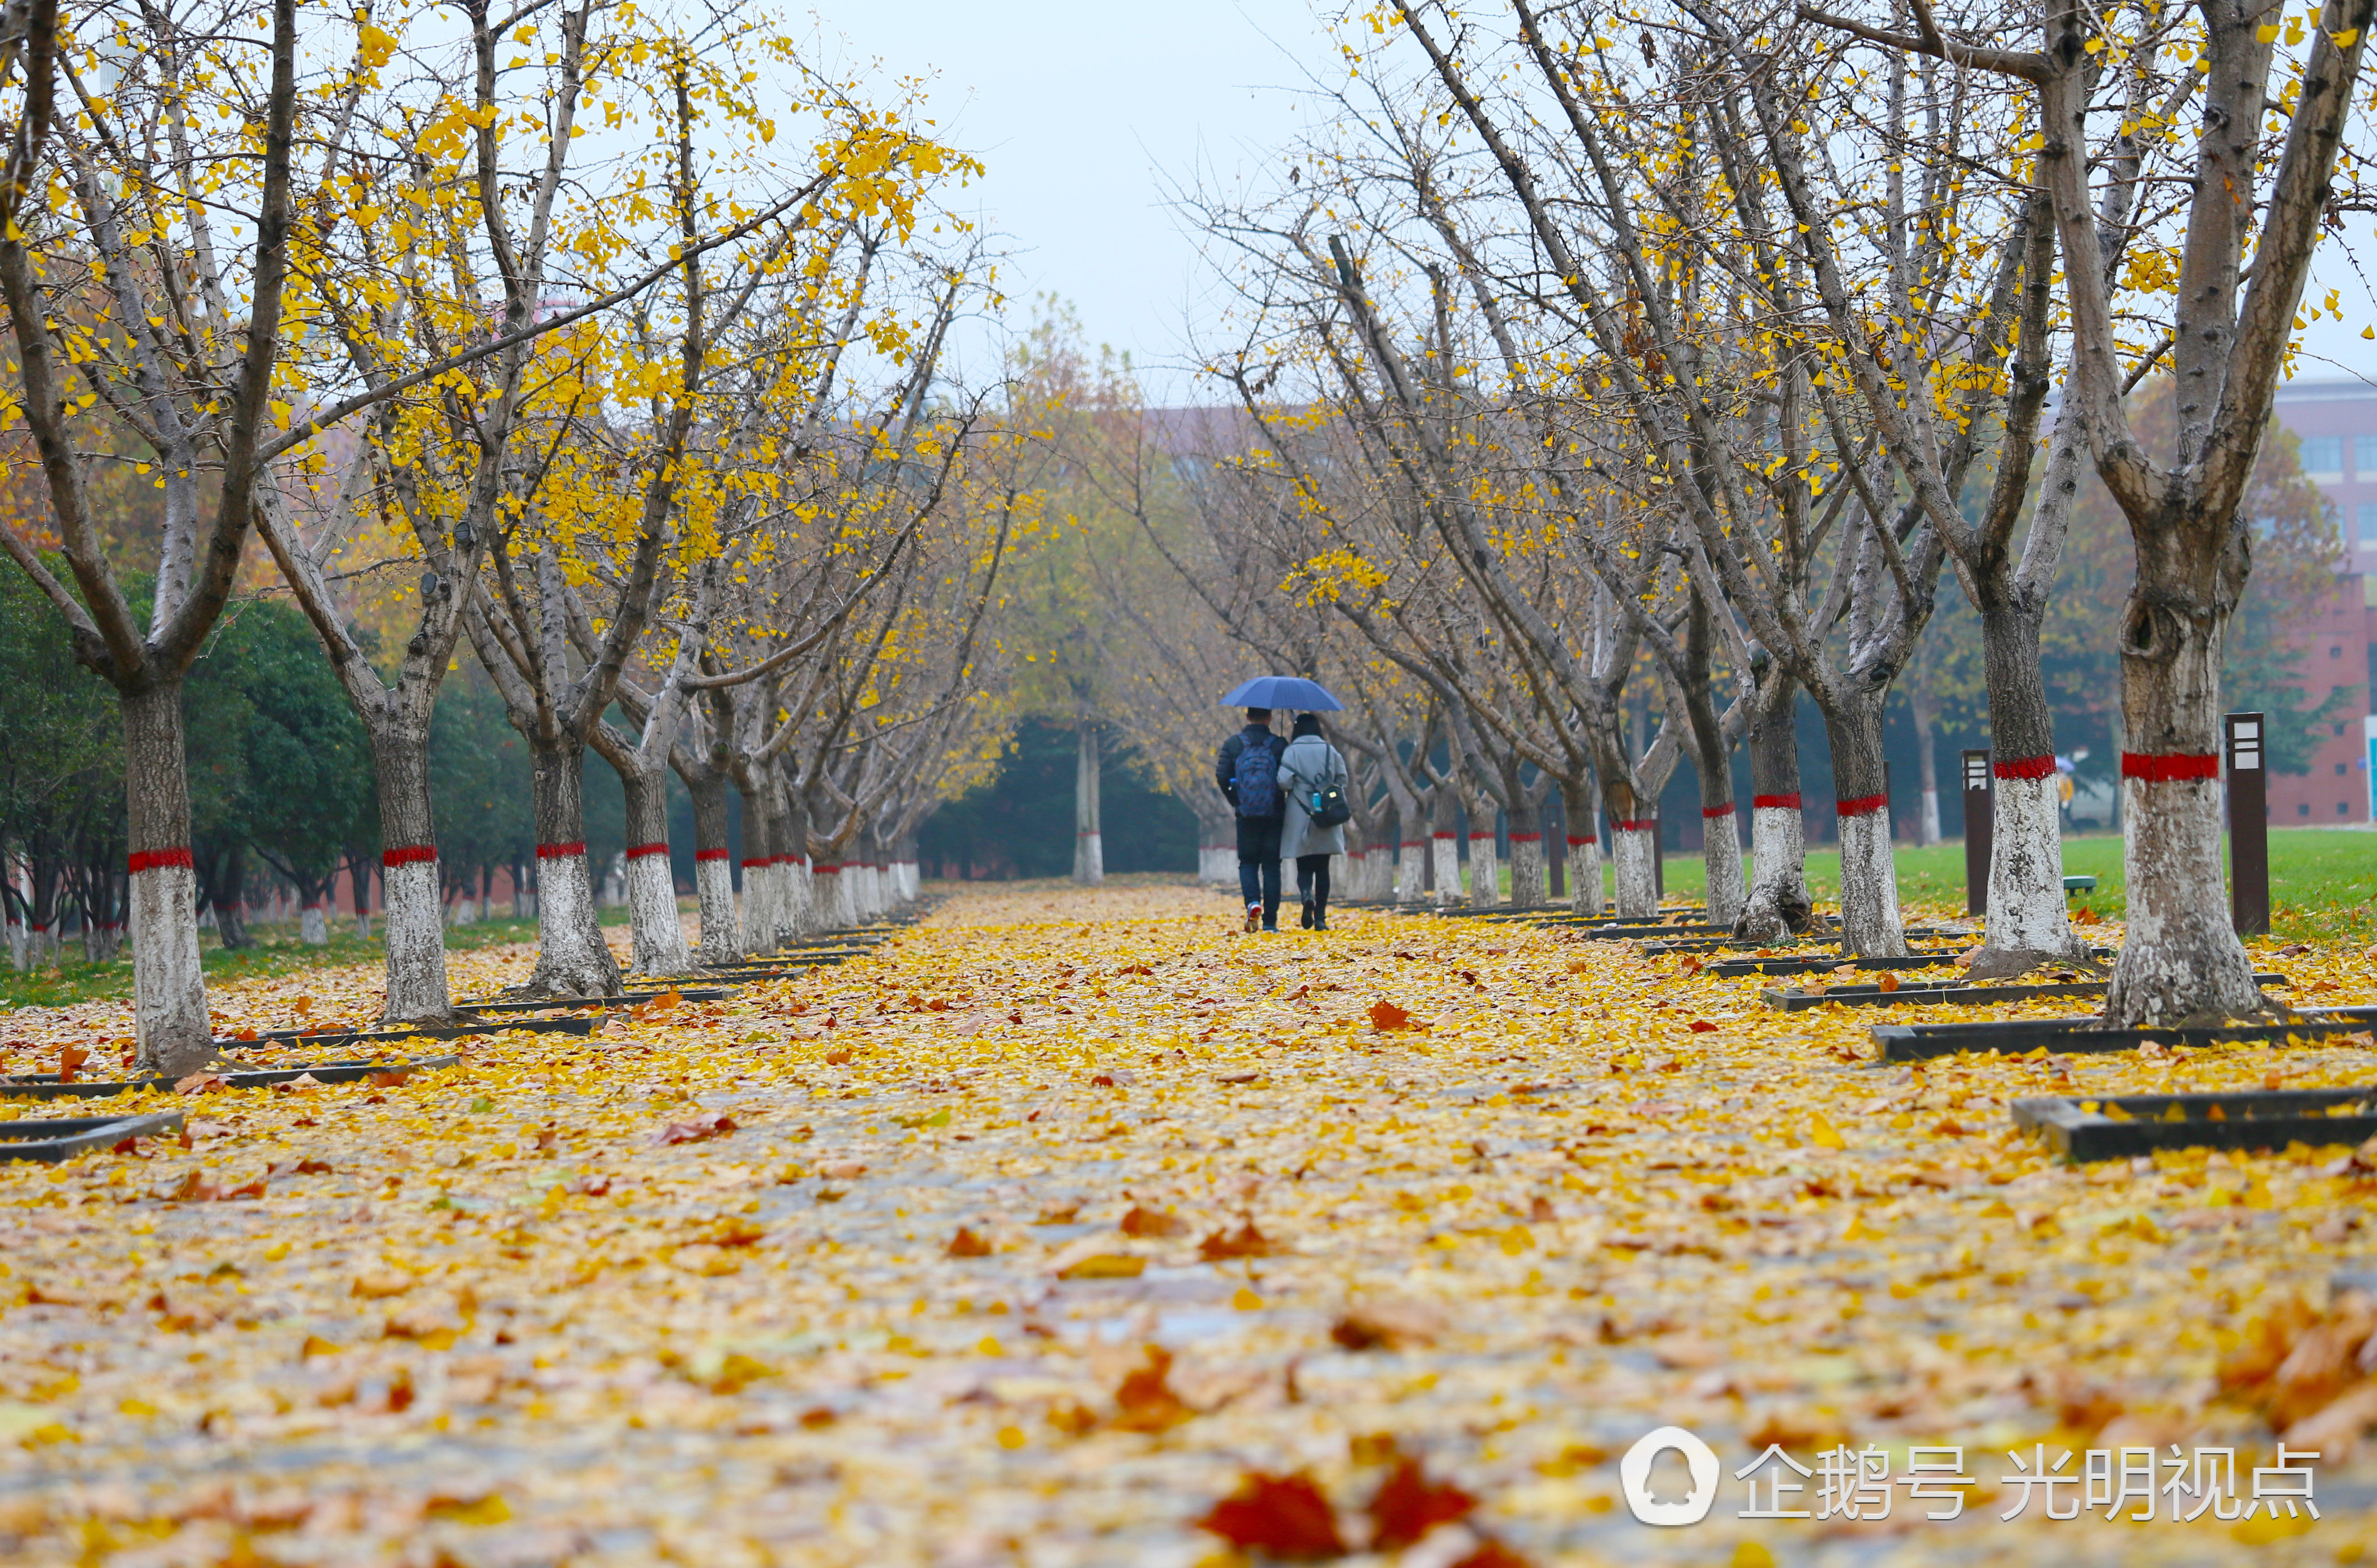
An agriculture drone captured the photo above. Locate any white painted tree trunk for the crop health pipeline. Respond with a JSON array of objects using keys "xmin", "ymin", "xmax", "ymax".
[
  {"xmin": 739, "ymin": 854, "xmax": 774, "ymax": 954},
  {"xmin": 812, "ymin": 863, "xmax": 844, "ymax": 930},
  {"xmin": 1397, "ymin": 839, "xmax": 1425, "ymax": 904},
  {"xmin": 625, "ymin": 846, "xmax": 693, "ymax": 976},
  {"xmin": 1609, "ymin": 822, "xmax": 1659, "ymax": 919},
  {"xmin": 531, "ymin": 845, "xmax": 616, "ymax": 995},
  {"xmin": 1699, "ymin": 808, "xmax": 1746, "ymax": 930},
  {"xmin": 1073, "ymin": 722, "xmax": 1104, "ymax": 885},
  {"xmin": 694, "ymin": 851, "xmax": 739, "ymax": 964},
  {"xmin": 1568, "ymin": 834, "xmax": 1603, "ymax": 915},
  {"xmin": 1920, "ymin": 789, "xmax": 1943, "ymax": 846},
  {"xmin": 1740, "ymin": 806, "xmax": 1809, "ymax": 943},
  {"xmin": 1507, "ymin": 833, "xmax": 1544, "ymax": 908},
  {"xmin": 1431, "ymin": 833, "xmax": 1461, "ymax": 907},
  {"xmin": 1466, "ymin": 833, "xmax": 1501, "ymax": 907},
  {"xmin": 300, "ymin": 902, "xmax": 328, "ymax": 946},
  {"xmin": 1834, "ymin": 804, "xmax": 1909, "ymax": 957},
  {"xmin": 381, "ymin": 856, "xmax": 451, "ymax": 1023},
  {"xmin": 2108, "ymin": 764, "xmax": 2262, "ymax": 1021},
  {"xmin": 526, "ymin": 742, "xmax": 622, "ymax": 997},
  {"xmin": 122, "ymin": 681, "xmax": 214, "ymax": 1077},
  {"xmin": 1985, "ymin": 771, "xmax": 2085, "ymax": 961}
]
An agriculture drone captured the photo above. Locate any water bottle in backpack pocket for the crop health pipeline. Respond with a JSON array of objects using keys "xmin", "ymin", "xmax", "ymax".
[
  {"xmin": 1232, "ymin": 736, "xmax": 1281, "ymax": 818},
  {"xmin": 1308, "ymin": 780, "xmax": 1352, "ymax": 829}
]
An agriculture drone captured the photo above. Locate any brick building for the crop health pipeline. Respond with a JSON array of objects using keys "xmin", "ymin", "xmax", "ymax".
[{"xmin": 2265, "ymin": 380, "xmax": 2377, "ymax": 823}]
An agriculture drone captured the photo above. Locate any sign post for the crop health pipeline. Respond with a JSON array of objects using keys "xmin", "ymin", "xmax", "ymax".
[
  {"xmin": 2225, "ymin": 712, "xmax": 2269, "ymax": 936},
  {"xmin": 1961, "ymin": 750, "xmax": 1992, "ymax": 916}
]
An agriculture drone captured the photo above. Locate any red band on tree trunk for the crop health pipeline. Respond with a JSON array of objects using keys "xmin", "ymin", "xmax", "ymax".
[
  {"xmin": 1835, "ymin": 794, "xmax": 1887, "ymax": 818},
  {"xmin": 1401, "ymin": 840, "xmax": 1424, "ymax": 849},
  {"xmin": 816, "ymin": 863, "xmax": 840, "ymax": 875},
  {"xmin": 127, "ymin": 847, "xmax": 193, "ymax": 874},
  {"xmin": 1567, "ymin": 834, "xmax": 1595, "ymax": 846},
  {"xmin": 1613, "ymin": 817, "xmax": 1656, "ymax": 832},
  {"xmin": 381, "ymin": 845, "xmax": 437, "ymax": 868},
  {"xmin": 536, "ymin": 841, "xmax": 585, "ymax": 860},
  {"xmin": 1702, "ymin": 803, "xmax": 1735, "ymax": 818},
  {"xmin": 1993, "ymin": 753, "xmax": 2057, "ymax": 781},
  {"xmin": 2122, "ymin": 750, "xmax": 2220, "ymax": 782},
  {"xmin": 695, "ymin": 849, "xmax": 728, "ymax": 863},
  {"xmin": 1432, "ymin": 831, "xmax": 1456, "ymax": 840},
  {"xmin": 1751, "ymin": 793, "xmax": 1801, "ymax": 809},
  {"xmin": 1509, "ymin": 832, "xmax": 1542, "ymax": 842},
  {"xmin": 624, "ymin": 843, "xmax": 668, "ymax": 860}
]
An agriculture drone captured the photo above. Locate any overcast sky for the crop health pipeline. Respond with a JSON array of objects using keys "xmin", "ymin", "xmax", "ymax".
[
  {"xmin": 827, "ymin": 0, "xmax": 1331, "ymax": 402},
  {"xmin": 825, "ymin": 2, "xmax": 2377, "ymax": 401}
]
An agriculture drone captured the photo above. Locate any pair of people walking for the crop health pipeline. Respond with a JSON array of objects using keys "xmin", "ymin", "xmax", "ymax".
[{"xmin": 1215, "ymin": 707, "xmax": 1350, "ymax": 932}]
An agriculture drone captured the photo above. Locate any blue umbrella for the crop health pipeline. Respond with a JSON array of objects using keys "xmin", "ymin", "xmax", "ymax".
[{"xmin": 1220, "ymin": 676, "xmax": 1344, "ymax": 712}]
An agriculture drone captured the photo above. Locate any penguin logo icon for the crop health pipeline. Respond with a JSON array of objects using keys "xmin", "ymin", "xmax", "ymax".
[{"xmin": 1620, "ymin": 1426, "xmax": 1720, "ymax": 1526}]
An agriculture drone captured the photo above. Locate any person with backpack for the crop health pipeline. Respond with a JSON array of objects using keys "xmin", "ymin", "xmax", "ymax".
[
  {"xmin": 1277, "ymin": 713, "xmax": 1350, "ymax": 930},
  {"xmin": 1216, "ymin": 708, "xmax": 1286, "ymax": 932}
]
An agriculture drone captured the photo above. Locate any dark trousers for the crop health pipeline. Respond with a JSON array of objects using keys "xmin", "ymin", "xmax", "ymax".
[
  {"xmin": 1235, "ymin": 816, "xmax": 1283, "ymax": 928},
  {"xmin": 1237, "ymin": 858, "xmax": 1281, "ymax": 927},
  {"xmin": 1295, "ymin": 854, "xmax": 1331, "ymax": 920}
]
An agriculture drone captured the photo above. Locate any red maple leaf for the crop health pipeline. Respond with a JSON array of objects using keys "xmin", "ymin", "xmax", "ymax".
[
  {"xmin": 1368, "ymin": 1457, "xmax": 1477, "ymax": 1549},
  {"xmin": 1195, "ymin": 1471, "xmax": 1345, "ymax": 1559}
]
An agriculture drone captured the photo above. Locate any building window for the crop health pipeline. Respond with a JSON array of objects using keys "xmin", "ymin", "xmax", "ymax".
[
  {"xmin": 2299, "ymin": 802, "xmax": 2312, "ymax": 817},
  {"xmin": 2360, "ymin": 434, "xmax": 2377, "ymax": 474},
  {"xmin": 2343, "ymin": 802, "xmax": 2354, "ymax": 816},
  {"xmin": 2304, "ymin": 435, "xmax": 2344, "ymax": 475},
  {"xmin": 2341, "ymin": 762, "xmax": 2351, "ymax": 776}
]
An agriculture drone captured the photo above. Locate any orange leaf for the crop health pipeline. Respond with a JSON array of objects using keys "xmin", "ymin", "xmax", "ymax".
[
  {"xmin": 946, "ymin": 1227, "xmax": 993, "ymax": 1258},
  {"xmin": 1199, "ymin": 1220, "xmax": 1275, "ymax": 1261},
  {"xmin": 1113, "ymin": 1345, "xmax": 1195, "ymax": 1432},
  {"xmin": 56, "ymin": 1045, "xmax": 88, "ymax": 1084},
  {"xmin": 1120, "ymin": 1205, "xmax": 1187, "ymax": 1238},
  {"xmin": 1369, "ymin": 1000, "xmax": 1412, "ymax": 1031},
  {"xmin": 1195, "ymin": 1471, "xmax": 1346, "ymax": 1558},
  {"xmin": 1688, "ymin": 1019, "xmax": 1717, "ymax": 1033}
]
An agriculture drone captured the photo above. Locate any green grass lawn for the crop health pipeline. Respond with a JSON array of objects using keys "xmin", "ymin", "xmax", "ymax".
[
  {"xmin": 0, "ymin": 905, "xmax": 633, "ymax": 1013},
  {"xmin": 1581, "ymin": 827, "xmax": 2377, "ymax": 942}
]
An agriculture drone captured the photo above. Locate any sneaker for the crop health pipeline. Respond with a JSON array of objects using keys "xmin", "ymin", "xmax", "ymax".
[{"xmin": 1244, "ymin": 903, "xmax": 1261, "ymax": 933}]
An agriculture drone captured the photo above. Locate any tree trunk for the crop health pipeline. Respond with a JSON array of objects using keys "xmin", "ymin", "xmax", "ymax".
[
  {"xmin": 1817, "ymin": 691, "xmax": 1909, "ymax": 957},
  {"xmin": 1073, "ymin": 721, "xmax": 1104, "ymax": 885},
  {"xmin": 524, "ymin": 740, "xmax": 621, "ymax": 997},
  {"xmin": 735, "ymin": 778, "xmax": 776, "ymax": 954},
  {"xmin": 774, "ymin": 788, "xmax": 812, "ymax": 942},
  {"xmin": 1608, "ymin": 816, "xmax": 1658, "ymax": 917},
  {"xmin": 1737, "ymin": 671, "xmax": 1813, "ymax": 941},
  {"xmin": 120, "ymin": 679, "xmax": 214, "ymax": 1077},
  {"xmin": 1465, "ymin": 792, "xmax": 1502, "ymax": 908},
  {"xmin": 1908, "ymin": 653, "xmax": 1943, "ymax": 846},
  {"xmin": 617, "ymin": 755, "xmax": 693, "ymax": 977},
  {"xmin": 213, "ymin": 842, "xmax": 252, "ymax": 952},
  {"xmin": 1506, "ymin": 795, "xmax": 1545, "ymax": 909},
  {"xmin": 2104, "ymin": 555, "xmax": 2261, "ymax": 1022},
  {"xmin": 1559, "ymin": 774, "xmax": 1604, "ymax": 915},
  {"xmin": 1969, "ymin": 581, "xmax": 2085, "ymax": 966},
  {"xmin": 1429, "ymin": 788, "xmax": 1461, "ymax": 906},
  {"xmin": 371, "ymin": 720, "xmax": 459, "ymax": 1024},
  {"xmin": 686, "ymin": 770, "xmax": 739, "ymax": 964}
]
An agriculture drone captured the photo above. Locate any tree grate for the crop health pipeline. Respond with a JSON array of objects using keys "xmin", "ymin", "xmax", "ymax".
[
  {"xmin": 0, "ymin": 1111, "xmax": 185, "ymax": 1162},
  {"xmin": 0, "ymin": 1056, "xmax": 460, "ymax": 1101},
  {"xmin": 1870, "ymin": 1007, "xmax": 2377, "ymax": 1061},
  {"xmin": 2012, "ymin": 1086, "xmax": 2377, "ymax": 1161},
  {"xmin": 1766, "ymin": 973, "xmax": 2287, "ymax": 1011}
]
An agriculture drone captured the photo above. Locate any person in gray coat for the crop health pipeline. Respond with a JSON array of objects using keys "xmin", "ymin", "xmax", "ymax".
[{"xmin": 1277, "ymin": 713, "xmax": 1349, "ymax": 929}]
